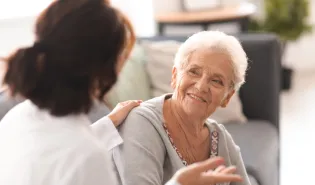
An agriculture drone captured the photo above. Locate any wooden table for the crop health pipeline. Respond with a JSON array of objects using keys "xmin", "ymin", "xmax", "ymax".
[{"xmin": 155, "ymin": 3, "xmax": 256, "ymax": 35}]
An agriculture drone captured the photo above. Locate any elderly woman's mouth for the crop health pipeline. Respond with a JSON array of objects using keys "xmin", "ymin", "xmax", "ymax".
[{"xmin": 187, "ymin": 93, "xmax": 207, "ymax": 103}]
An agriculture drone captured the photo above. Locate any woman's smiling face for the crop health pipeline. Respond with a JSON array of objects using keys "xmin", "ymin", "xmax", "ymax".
[{"xmin": 171, "ymin": 49, "xmax": 235, "ymax": 119}]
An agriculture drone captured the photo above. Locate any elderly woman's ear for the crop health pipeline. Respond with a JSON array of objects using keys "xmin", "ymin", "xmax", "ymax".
[
  {"xmin": 220, "ymin": 90, "xmax": 235, "ymax": 108},
  {"xmin": 171, "ymin": 66, "xmax": 177, "ymax": 89}
]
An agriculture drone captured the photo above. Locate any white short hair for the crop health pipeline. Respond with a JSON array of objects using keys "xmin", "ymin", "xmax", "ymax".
[{"xmin": 174, "ymin": 31, "xmax": 248, "ymax": 90}]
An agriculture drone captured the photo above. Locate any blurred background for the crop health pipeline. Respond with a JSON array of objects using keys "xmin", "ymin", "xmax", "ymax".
[{"xmin": 0, "ymin": 1, "xmax": 314, "ymax": 185}]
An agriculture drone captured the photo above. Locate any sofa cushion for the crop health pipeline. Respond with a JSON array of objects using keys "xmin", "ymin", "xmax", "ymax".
[
  {"xmin": 141, "ymin": 40, "xmax": 177, "ymax": 97},
  {"xmin": 105, "ymin": 43, "xmax": 151, "ymax": 108},
  {"xmin": 224, "ymin": 120, "xmax": 279, "ymax": 185},
  {"xmin": 141, "ymin": 40, "xmax": 247, "ymax": 124}
]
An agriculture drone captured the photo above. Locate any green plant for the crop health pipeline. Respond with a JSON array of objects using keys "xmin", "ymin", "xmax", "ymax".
[{"xmin": 249, "ymin": 0, "xmax": 313, "ymax": 42}]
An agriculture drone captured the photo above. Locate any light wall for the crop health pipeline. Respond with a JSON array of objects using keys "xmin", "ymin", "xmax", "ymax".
[
  {"xmin": 0, "ymin": 0, "xmax": 156, "ymax": 58},
  {"xmin": 284, "ymin": 0, "xmax": 315, "ymax": 71},
  {"xmin": 152, "ymin": 0, "xmax": 315, "ymax": 71},
  {"xmin": 112, "ymin": 0, "xmax": 155, "ymax": 37},
  {"xmin": 0, "ymin": 17, "xmax": 36, "ymax": 57},
  {"xmin": 0, "ymin": 0, "xmax": 314, "ymax": 71}
]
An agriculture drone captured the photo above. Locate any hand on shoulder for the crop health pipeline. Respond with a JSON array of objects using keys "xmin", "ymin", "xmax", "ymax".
[{"xmin": 108, "ymin": 100, "xmax": 142, "ymax": 127}]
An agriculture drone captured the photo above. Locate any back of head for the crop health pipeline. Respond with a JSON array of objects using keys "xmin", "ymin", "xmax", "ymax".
[{"xmin": 3, "ymin": 0, "xmax": 134, "ymax": 116}]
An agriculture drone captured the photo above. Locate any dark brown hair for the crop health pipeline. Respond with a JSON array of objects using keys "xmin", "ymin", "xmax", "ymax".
[{"xmin": 3, "ymin": 0, "xmax": 135, "ymax": 116}]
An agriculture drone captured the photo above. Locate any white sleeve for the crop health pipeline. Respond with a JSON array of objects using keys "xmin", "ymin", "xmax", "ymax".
[
  {"xmin": 66, "ymin": 150, "xmax": 118, "ymax": 185},
  {"xmin": 91, "ymin": 116, "xmax": 123, "ymax": 151}
]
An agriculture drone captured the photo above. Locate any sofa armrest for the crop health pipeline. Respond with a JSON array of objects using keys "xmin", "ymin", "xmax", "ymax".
[
  {"xmin": 225, "ymin": 121, "xmax": 279, "ymax": 185},
  {"xmin": 237, "ymin": 34, "xmax": 282, "ymax": 129}
]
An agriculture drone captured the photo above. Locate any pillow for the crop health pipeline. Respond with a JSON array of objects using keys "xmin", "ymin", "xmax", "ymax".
[
  {"xmin": 105, "ymin": 43, "xmax": 151, "ymax": 108},
  {"xmin": 141, "ymin": 40, "xmax": 179, "ymax": 97},
  {"xmin": 209, "ymin": 91, "xmax": 247, "ymax": 124},
  {"xmin": 140, "ymin": 40, "xmax": 247, "ymax": 124}
]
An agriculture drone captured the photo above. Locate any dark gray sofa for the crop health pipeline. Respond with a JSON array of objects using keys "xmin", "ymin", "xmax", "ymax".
[
  {"xmin": 224, "ymin": 34, "xmax": 281, "ymax": 185},
  {"xmin": 0, "ymin": 33, "xmax": 281, "ymax": 185}
]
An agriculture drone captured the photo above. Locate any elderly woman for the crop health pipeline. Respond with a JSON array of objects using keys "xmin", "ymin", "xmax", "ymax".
[{"xmin": 112, "ymin": 31, "xmax": 251, "ymax": 185}]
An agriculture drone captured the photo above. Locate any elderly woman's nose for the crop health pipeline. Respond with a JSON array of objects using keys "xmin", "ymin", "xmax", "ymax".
[{"xmin": 195, "ymin": 78, "xmax": 209, "ymax": 92}]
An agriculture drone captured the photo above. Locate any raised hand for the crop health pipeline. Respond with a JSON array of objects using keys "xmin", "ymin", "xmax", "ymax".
[{"xmin": 171, "ymin": 157, "xmax": 242, "ymax": 185}]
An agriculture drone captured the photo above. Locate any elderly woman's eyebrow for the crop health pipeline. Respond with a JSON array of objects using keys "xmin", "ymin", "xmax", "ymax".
[
  {"xmin": 212, "ymin": 73, "xmax": 226, "ymax": 80},
  {"xmin": 188, "ymin": 64, "xmax": 202, "ymax": 68}
]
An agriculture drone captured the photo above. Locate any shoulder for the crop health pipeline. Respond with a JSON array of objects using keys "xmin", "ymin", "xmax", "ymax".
[
  {"xmin": 117, "ymin": 96, "xmax": 168, "ymax": 147},
  {"xmin": 119, "ymin": 95, "xmax": 166, "ymax": 133},
  {"xmin": 205, "ymin": 118, "xmax": 228, "ymax": 133},
  {"xmin": 118, "ymin": 106, "xmax": 161, "ymax": 140},
  {"xmin": 205, "ymin": 118, "xmax": 238, "ymax": 147},
  {"xmin": 128, "ymin": 95, "xmax": 165, "ymax": 118}
]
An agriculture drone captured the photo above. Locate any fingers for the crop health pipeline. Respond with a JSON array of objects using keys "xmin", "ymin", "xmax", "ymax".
[
  {"xmin": 190, "ymin": 157, "xmax": 225, "ymax": 173},
  {"xmin": 118, "ymin": 100, "xmax": 142, "ymax": 107},
  {"xmin": 213, "ymin": 165, "xmax": 226, "ymax": 173},
  {"xmin": 203, "ymin": 174, "xmax": 243, "ymax": 184},
  {"xmin": 122, "ymin": 100, "xmax": 142, "ymax": 105},
  {"xmin": 220, "ymin": 166, "xmax": 237, "ymax": 174},
  {"xmin": 126, "ymin": 100, "xmax": 142, "ymax": 107},
  {"xmin": 109, "ymin": 100, "xmax": 142, "ymax": 127},
  {"xmin": 213, "ymin": 165, "xmax": 236, "ymax": 174},
  {"xmin": 175, "ymin": 158, "xmax": 242, "ymax": 185}
]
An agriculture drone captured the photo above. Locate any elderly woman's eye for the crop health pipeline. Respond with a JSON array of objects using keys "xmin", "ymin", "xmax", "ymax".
[
  {"xmin": 212, "ymin": 79, "xmax": 223, "ymax": 85},
  {"xmin": 188, "ymin": 69, "xmax": 199, "ymax": 75}
]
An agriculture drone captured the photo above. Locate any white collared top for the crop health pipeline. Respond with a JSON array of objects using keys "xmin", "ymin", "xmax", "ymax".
[{"xmin": 0, "ymin": 100, "xmax": 122, "ymax": 185}]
